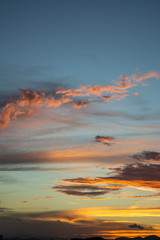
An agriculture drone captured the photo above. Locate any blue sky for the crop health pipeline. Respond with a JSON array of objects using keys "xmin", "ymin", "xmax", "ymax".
[
  {"xmin": 1, "ymin": 0, "xmax": 160, "ymax": 239},
  {"xmin": 1, "ymin": 0, "xmax": 160, "ymax": 90}
]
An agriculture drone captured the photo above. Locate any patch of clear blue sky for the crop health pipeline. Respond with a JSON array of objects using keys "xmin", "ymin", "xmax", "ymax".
[{"xmin": 0, "ymin": 0, "xmax": 160, "ymax": 89}]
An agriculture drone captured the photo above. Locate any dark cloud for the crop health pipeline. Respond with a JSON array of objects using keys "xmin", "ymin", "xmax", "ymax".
[
  {"xmin": 111, "ymin": 163, "xmax": 160, "ymax": 182},
  {"xmin": 0, "ymin": 216, "xmax": 79, "ymax": 238},
  {"xmin": 94, "ymin": 135, "xmax": 115, "ymax": 145},
  {"xmin": 19, "ymin": 89, "xmax": 45, "ymax": 103},
  {"xmin": 0, "ymin": 207, "xmax": 156, "ymax": 238},
  {"xmin": 54, "ymin": 184, "xmax": 122, "ymax": 197},
  {"xmin": 96, "ymin": 95, "xmax": 112, "ymax": 102},
  {"xmin": 132, "ymin": 151, "xmax": 160, "ymax": 162},
  {"xmin": 61, "ymin": 163, "xmax": 160, "ymax": 190},
  {"xmin": 73, "ymin": 99, "xmax": 89, "ymax": 109},
  {"xmin": 129, "ymin": 223, "xmax": 145, "ymax": 230},
  {"xmin": 0, "ymin": 209, "xmax": 156, "ymax": 239}
]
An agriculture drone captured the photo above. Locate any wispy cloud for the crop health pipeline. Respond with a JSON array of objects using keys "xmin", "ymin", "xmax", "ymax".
[
  {"xmin": 0, "ymin": 70, "xmax": 159, "ymax": 130},
  {"xmin": 78, "ymin": 192, "xmax": 160, "ymax": 201},
  {"xmin": 54, "ymin": 184, "xmax": 123, "ymax": 197},
  {"xmin": 136, "ymin": 71, "xmax": 160, "ymax": 82},
  {"xmin": 0, "ymin": 89, "xmax": 73, "ymax": 130},
  {"xmin": 17, "ymin": 196, "xmax": 55, "ymax": 204},
  {"xmin": 56, "ymin": 71, "xmax": 160, "ymax": 97}
]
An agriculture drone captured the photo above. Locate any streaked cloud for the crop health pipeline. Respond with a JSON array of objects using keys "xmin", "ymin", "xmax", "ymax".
[
  {"xmin": 54, "ymin": 184, "xmax": 123, "ymax": 197},
  {"xmin": 78, "ymin": 192, "xmax": 160, "ymax": 201},
  {"xmin": 136, "ymin": 71, "xmax": 160, "ymax": 82},
  {"xmin": 75, "ymin": 206, "xmax": 160, "ymax": 218},
  {"xmin": 60, "ymin": 163, "xmax": 160, "ymax": 191},
  {"xmin": 17, "ymin": 196, "xmax": 55, "ymax": 204},
  {"xmin": 56, "ymin": 71, "xmax": 160, "ymax": 97}
]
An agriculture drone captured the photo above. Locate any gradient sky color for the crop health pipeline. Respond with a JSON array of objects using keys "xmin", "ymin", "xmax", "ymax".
[{"xmin": 1, "ymin": 0, "xmax": 160, "ymax": 239}]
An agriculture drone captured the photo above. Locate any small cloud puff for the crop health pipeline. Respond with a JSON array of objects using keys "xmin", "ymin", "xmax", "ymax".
[{"xmin": 94, "ymin": 135, "xmax": 116, "ymax": 145}]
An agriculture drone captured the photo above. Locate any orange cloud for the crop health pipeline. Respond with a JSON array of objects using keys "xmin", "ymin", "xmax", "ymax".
[
  {"xmin": 136, "ymin": 71, "xmax": 160, "ymax": 83},
  {"xmin": 17, "ymin": 200, "xmax": 30, "ymax": 204},
  {"xmin": 97, "ymin": 230, "xmax": 160, "ymax": 238},
  {"xmin": 9, "ymin": 207, "xmax": 159, "ymax": 239},
  {"xmin": 59, "ymin": 163, "xmax": 160, "ymax": 193},
  {"xmin": 62, "ymin": 176, "xmax": 160, "ymax": 189},
  {"xmin": 0, "ymin": 103, "xmax": 16, "ymax": 130},
  {"xmin": 94, "ymin": 135, "xmax": 116, "ymax": 145},
  {"xmin": 0, "ymin": 89, "xmax": 73, "ymax": 130},
  {"xmin": 75, "ymin": 206, "xmax": 160, "ymax": 218},
  {"xmin": 0, "ymin": 70, "xmax": 159, "ymax": 130},
  {"xmin": 20, "ymin": 206, "xmax": 160, "ymax": 239},
  {"xmin": 56, "ymin": 71, "xmax": 159, "ymax": 98},
  {"xmin": 17, "ymin": 196, "xmax": 55, "ymax": 204},
  {"xmin": 43, "ymin": 196, "xmax": 55, "ymax": 199}
]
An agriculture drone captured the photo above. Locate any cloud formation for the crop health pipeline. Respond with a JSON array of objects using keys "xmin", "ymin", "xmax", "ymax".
[
  {"xmin": 59, "ymin": 163, "xmax": 160, "ymax": 194},
  {"xmin": 129, "ymin": 223, "xmax": 145, "ymax": 230},
  {"xmin": 0, "ymin": 70, "xmax": 159, "ymax": 130},
  {"xmin": 132, "ymin": 151, "xmax": 160, "ymax": 162},
  {"xmin": 94, "ymin": 135, "xmax": 116, "ymax": 145},
  {"xmin": 56, "ymin": 71, "xmax": 160, "ymax": 97},
  {"xmin": 78, "ymin": 192, "xmax": 160, "ymax": 201},
  {"xmin": 72, "ymin": 99, "xmax": 91, "ymax": 109},
  {"xmin": 54, "ymin": 184, "xmax": 123, "ymax": 197},
  {"xmin": 0, "ymin": 205, "xmax": 158, "ymax": 239},
  {"xmin": 17, "ymin": 196, "xmax": 55, "ymax": 204},
  {"xmin": 0, "ymin": 89, "xmax": 72, "ymax": 130}
]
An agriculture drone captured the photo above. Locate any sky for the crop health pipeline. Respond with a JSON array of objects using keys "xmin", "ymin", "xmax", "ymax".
[{"xmin": 1, "ymin": 0, "xmax": 160, "ymax": 239}]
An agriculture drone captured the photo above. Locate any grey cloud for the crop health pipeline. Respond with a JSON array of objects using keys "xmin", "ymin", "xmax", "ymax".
[
  {"xmin": 61, "ymin": 163, "xmax": 160, "ymax": 190},
  {"xmin": 132, "ymin": 151, "xmax": 160, "ymax": 162},
  {"xmin": 73, "ymin": 99, "xmax": 89, "ymax": 108},
  {"xmin": 54, "ymin": 184, "xmax": 123, "ymax": 197},
  {"xmin": 129, "ymin": 223, "xmax": 145, "ymax": 230},
  {"xmin": 109, "ymin": 163, "xmax": 160, "ymax": 182}
]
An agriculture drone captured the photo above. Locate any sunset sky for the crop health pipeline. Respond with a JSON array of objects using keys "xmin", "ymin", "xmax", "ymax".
[{"xmin": 1, "ymin": 0, "xmax": 160, "ymax": 239}]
